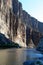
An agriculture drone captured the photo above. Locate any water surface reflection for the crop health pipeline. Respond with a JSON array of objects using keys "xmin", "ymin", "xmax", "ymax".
[{"xmin": 0, "ymin": 48, "xmax": 43, "ymax": 65}]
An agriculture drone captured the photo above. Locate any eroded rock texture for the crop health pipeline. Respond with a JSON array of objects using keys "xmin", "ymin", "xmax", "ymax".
[
  {"xmin": 0, "ymin": 0, "xmax": 43, "ymax": 47},
  {"xmin": 0, "ymin": 0, "xmax": 26, "ymax": 47}
]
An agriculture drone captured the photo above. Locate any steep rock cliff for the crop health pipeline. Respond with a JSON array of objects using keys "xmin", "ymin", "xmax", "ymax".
[
  {"xmin": 0, "ymin": 0, "xmax": 26, "ymax": 47},
  {"xmin": 0, "ymin": 0, "xmax": 43, "ymax": 48},
  {"xmin": 22, "ymin": 10, "xmax": 43, "ymax": 47}
]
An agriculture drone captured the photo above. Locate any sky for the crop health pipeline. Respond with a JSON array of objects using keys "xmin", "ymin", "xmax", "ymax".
[{"xmin": 19, "ymin": 0, "xmax": 43, "ymax": 22}]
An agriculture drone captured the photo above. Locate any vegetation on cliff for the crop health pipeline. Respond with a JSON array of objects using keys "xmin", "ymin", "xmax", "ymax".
[{"xmin": 0, "ymin": 33, "xmax": 21, "ymax": 49}]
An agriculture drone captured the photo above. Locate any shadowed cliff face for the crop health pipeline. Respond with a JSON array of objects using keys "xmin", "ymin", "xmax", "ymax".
[
  {"xmin": 0, "ymin": 0, "xmax": 43, "ymax": 47},
  {"xmin": 12, "ymin": 0, "xmax": 19, "ymax": 15},
  {"xmin": 22, "ymin": 10, "xmax": 43, "ymax": 47}
]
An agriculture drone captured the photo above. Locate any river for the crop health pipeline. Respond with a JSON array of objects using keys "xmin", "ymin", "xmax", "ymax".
[{"xmin": 0, "ymin": 48, "xmax": 43, "ymax": 65}]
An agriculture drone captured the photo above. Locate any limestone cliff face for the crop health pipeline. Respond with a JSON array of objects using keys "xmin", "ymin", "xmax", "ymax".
[
  {"xmin": 0, "ymin": 0, "xmax": 43, "ymax": 47},
  {"xmin": 0, "ymin": 0, "xmax": 26, "ymax": 47},
  {"xmin": 0, "ymin": 16, "xmax": 8, "ymax": 38}
]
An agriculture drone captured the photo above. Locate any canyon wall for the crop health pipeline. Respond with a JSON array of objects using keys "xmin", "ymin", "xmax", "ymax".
[
  {"xmin": 0, "ymin": 0, "xmax": 26, "ymax": 47},
  {"xmin": 0, "ymin": 0, "xmax": 43, "ymax": 47}
]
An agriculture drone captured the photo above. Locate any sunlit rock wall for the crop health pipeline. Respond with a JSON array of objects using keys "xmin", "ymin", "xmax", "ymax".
[
  {"xmin": 0, "ymin": 0, "xmax": 10, "ymax": 38},
  {"xmin": 0, "ymin": 0, "xmax": 26, "ymax": 47}
]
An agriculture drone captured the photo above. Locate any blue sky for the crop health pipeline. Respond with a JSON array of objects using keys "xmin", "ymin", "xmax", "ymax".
[{"xmin": 19, "ymin": 0, "xmax": 43, "ymax": 22}]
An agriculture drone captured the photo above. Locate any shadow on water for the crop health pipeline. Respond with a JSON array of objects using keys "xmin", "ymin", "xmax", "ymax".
[
  {"xmin": 23, "ymin": 48, "xmax": 43, "ymax": 65},
  {"xmin": 23, "ymin": 60, "xmax": 34, "ymax": 65}
]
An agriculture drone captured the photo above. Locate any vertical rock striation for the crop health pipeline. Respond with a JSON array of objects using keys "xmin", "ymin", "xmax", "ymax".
[{"xmin": 0, "ymin": 0, "xmax": 43, "ymax": 47}]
